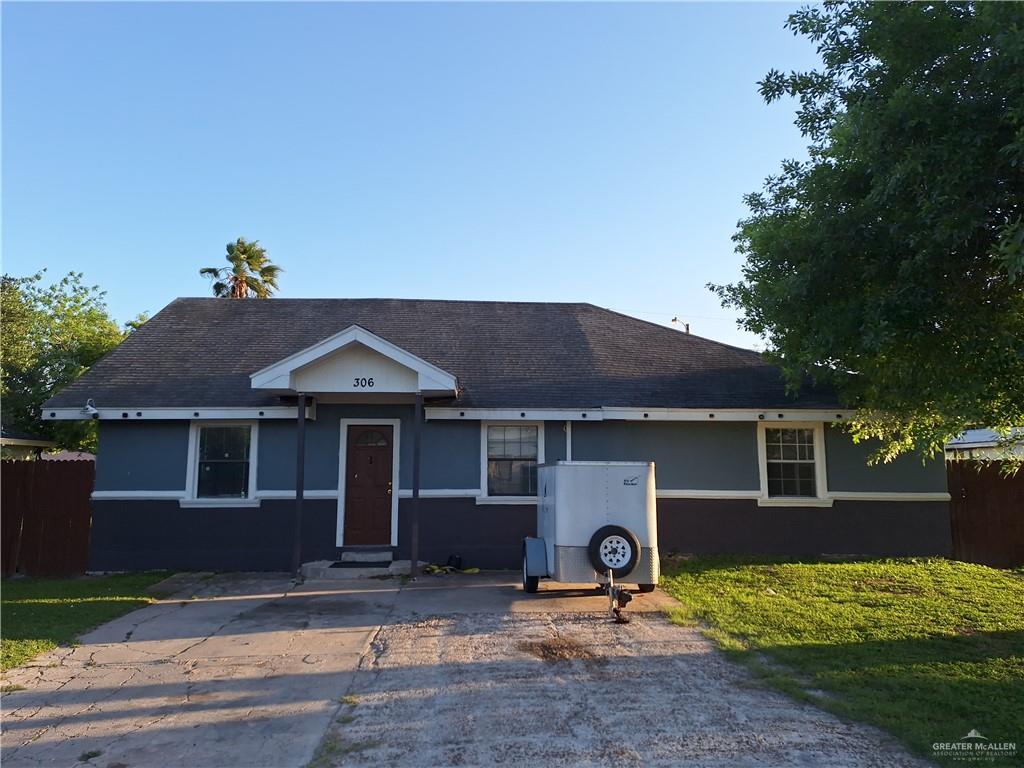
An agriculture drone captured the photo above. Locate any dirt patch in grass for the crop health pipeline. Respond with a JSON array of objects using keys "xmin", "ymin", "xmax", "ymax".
[{"xmin": 518, "ymin": 634, "xmax": 602, "ymax": 663}]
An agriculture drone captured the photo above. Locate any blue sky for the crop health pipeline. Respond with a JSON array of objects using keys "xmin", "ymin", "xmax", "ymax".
[{"xmin": 3, "ymin": 2, "xmax": 819, "ymax": 349}]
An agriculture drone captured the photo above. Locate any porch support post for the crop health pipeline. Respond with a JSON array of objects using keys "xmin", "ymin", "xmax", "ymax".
[
  {"xmin": 292, "ymin": 393, "xmax": 307, "ymax": 578},
  {"xmin": 410, "ymin": 391, "xmax": 423, "ymax": 578}
]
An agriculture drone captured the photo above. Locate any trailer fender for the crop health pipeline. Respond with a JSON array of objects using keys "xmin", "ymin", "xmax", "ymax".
[{"xmin": 523, "ymin": 537, "xmax": 549, "ymax": 577}]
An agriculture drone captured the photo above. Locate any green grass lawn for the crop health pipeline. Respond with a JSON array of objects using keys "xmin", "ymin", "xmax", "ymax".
[
  {"xmin": 1, "ymin": 572, "xmax": 169, "ymax": 671},
  {"xmin": 660, "ymin": 557, "xmax": 1024, "ymax": 767}
]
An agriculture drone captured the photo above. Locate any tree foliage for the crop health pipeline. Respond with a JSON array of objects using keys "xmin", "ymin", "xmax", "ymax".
[
  {"xmin": 200, "ymin": 237, "xmax": 282, "ymax": 298},
  {"xmin": 0, "ymin": 272, "xmax": 144, "ymax": 452},
  {"xmin": 713, "ymin": 1, "xmax": 1024, "ymax": 460}
]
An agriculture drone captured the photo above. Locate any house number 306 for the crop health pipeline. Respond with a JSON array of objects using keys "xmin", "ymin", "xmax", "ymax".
[{"xmin": 353, "ymin": 377, "xmax": 374, "ymax": 388}]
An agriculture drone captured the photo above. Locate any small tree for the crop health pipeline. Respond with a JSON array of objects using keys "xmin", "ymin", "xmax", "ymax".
[
  {"xmin": 200, "ymin": 237, "xmax": 282, "ymax": 298},
  {"xmin": 713, "ymin": 1, "xmax": 1024, "ymax": 461}
]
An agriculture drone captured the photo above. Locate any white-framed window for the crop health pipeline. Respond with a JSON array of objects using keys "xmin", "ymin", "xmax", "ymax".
[
  {"xmin": 756, "ymin": 422, "xmax": 831, "ymax": 507},
  {"xmin": 184, "ymin": 421, "xmax": 259, "ymax": 504},
  {"xmin": 479, "ymin": 422, "xmax": 545, "ymax": 503}
]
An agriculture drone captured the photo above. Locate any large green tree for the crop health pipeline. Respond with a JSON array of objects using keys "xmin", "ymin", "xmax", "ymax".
[
  {"xmin": 200, "ymin": 237, "xmax": 282, "ymax": 298},
  {"xmin": 714, "ymin": 1, "xmax": 1024, "ymax": 461},
  {"xmin": 1, "ymin": 272, "xmax": 144, "ymax": 452}
]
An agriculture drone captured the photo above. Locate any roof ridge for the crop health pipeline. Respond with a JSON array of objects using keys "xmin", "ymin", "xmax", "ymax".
[
  {"xmin": 584, "ymin": 303, "xmax": 762, "ymax": 357},
  {"xmin": 169, "ymin": 296, "xmax": 592, "ymax": 308},
  {"xmin": 168, "ymin": 297, "xmax": 761, "ymax": 355}
]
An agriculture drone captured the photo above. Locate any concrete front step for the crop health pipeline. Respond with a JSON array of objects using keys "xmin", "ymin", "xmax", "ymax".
[
  {"xmin": 338, "ymin": 548, "xmax": 395, "ymax": 564},
  {"xmin": 301, "ymin": 559, "xmax": 423, "ymax": 580}
]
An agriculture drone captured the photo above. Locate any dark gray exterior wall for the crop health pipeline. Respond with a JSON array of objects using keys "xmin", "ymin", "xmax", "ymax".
[
  {"xmin": 397, "ymin": 499, "xmax": 534, "ymax": 568},
  {"xmin": 571, "ymin": 421, "xmax": 760, "ymax": 490},
  {"xmin": 258, "ymin": 406, "xmax": 481, "ymax": 490},
  {"xmin": 95, "ymin": 411, "xmax": 565, "ymax": 494},
  {"xmin": 824, "ymin": 426, "xmax": 947, "ymax": 493},
  {"xmin": 257, "ymin": 416, "xmax": 341, "ymax": 491},
  {"xmin": 95, "ymin": 421, "xmax": 190, "ymax": 491},
  {"xmin": 421, "ymin": 419, "xmax": 480, "ymax": 489},
  {"xmin": 89, "ymin": 499, "xmax": 339, "ymax": 572},
  {"xmin": 89, "ymin": 498, "xmax": 532, "ymax": 571},
  {"xmin": 257, "ymin": 404, "xmax": 414, "ymax": 490},
  {"xmin": 545, "ymin": 421, "xmax": 568, "ymax": 462},
  {"xmin": 260, "ymin": 414, "xmax": 561, "ymax": 491},
  {"xmin": 90, "ymin": 495, "xmax": 951, "ymax": 572},
  {"xmin": 95, "ymin": 417, "xmax": 949, "ymax": 496},
  {"xmin": 657, "ymin": 498, "xmax": 952, "ymax": 556}
]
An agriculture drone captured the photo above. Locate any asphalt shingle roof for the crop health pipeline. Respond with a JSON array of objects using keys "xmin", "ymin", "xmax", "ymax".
[
  {"xmin": 44, "ymin": 298, "xmax": 839, "ymax": 411},
  {"xmin": 1, "ymin": 424, "xmax": 55, "ymax": 443}
]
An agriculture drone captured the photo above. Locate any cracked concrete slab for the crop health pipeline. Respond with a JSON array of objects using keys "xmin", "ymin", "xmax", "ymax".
[
  {"xmin": 1, "ymin": 574, "xmax": 400, "ymax": 768},
  {"xmin": 2, "ymin": 573, "xmax": 931, "ymax": 768},
  {"xmin": 318, "ymin": 582, "xmax": 931, "ymax": 767}
]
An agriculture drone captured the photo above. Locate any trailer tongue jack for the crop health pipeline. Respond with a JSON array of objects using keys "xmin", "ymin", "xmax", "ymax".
[{"xmin": 606, "ymin": 570, "xmax": 633, "ymax": 623}]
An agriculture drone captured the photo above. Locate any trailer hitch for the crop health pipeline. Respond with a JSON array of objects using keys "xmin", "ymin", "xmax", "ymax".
[{"xmin": 606, "ymin": 570, "xmax": 632, "ymax": 623}]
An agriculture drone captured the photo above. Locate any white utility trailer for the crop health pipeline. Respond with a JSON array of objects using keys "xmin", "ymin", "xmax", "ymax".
[{"xmin": 522, "ymin": 461, "xmax": 659, "ymax": 603}]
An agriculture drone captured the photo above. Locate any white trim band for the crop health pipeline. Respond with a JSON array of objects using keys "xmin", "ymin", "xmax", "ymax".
[
  {"xmin": 253, "ymin": 490, "xmax": 341, "ymax": 499},
  {"xmin": 44, "ymin": 406, "xmax": 314, "ymax": 421},
  {"xmin": 656, "ymin": 489, "xmax": 762, "ymax": 499},
  {"xmin": 91, "ymin": 488, "xmax": 951, "ymax": 504},
  {"xmin": 397, "ymin": 489, "xmax": 481, "ymax": 499},
  {"xmin": 92, "ymin": 491, "xmax": 185, "ymax": 500},
  {"xmin": 179, "ymin": 499, "xmax": 261, "ymax": 509},
  {"xmin": 828, "ymin": 491, "xmax": 952, "ymax": 502},
  {"xmin": 426, "ymin": 407, "xmax": 855, "ymax": 422}
]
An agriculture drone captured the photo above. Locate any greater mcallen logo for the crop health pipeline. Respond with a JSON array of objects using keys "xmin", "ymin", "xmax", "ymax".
[{"xmin": 932, "ymin": 729, "xmax": 1017, "ymax": 762}]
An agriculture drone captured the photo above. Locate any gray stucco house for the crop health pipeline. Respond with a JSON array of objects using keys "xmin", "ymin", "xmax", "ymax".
[{"xmin": 43, "ymin": 298, "xmax": 952, "ymax": 571}]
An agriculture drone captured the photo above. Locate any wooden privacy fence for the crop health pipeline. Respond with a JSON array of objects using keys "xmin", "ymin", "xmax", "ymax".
[
  {"xmin": 948, "ymin": 460, "xmax": 1024, "ymax": 568},
  {"xmin": 1, "ymin": 460, "xmax": 94, "ymax": 577}
]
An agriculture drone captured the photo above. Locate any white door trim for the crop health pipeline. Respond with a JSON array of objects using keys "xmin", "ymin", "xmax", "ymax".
[{"xmin": 336, "ymin": 418, "xmax": 401, "ymax": 547}]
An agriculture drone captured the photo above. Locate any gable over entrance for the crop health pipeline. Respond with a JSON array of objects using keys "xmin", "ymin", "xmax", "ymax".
[{"xmin": 249, "ymin": 325, "xmax": 458, "ymax": 397}]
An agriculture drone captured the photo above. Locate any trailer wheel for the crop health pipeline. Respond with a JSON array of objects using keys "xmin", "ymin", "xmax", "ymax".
[
  {"xmin": 588, "ymin": 525, "xmax": 641, "ymax": 579},
  {"xmin": 522, "ymin": 548, "xmax": 539, "ymax": 594},
  {"xmin": 637, "ymin": 583, "xmax": 657, "ymax": 593}
]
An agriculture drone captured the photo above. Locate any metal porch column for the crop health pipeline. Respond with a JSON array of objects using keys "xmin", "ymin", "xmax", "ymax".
[
  {"xmin": 410, "ymin": 391, "xmax": 423, "ymax": 578},
  {"xmin": 292, "ymin": 393, "xmax": 307, "ymax": 577}
]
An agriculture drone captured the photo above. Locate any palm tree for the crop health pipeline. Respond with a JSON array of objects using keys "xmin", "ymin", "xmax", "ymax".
[{"xmin": 200, "ymin": 238, "xmax": 282, "ymax": 298}]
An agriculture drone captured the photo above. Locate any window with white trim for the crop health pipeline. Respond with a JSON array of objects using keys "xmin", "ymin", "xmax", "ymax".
[
  {"xmin": 196, "ymin": 425, "xmax": 253, "ymax": 498},
  {"xmin": 486, "ymin": 425, "xmax": 539, "ymax": 496},
  {"xmin": 764, "ymin": 427, "xmax": 817, "ymax": 497}
]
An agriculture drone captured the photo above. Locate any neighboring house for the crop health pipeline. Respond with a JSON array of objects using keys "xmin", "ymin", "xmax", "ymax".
[
  {"xmin": 0, "ymin": 425, "xmax": 56, "ymax": 459},
  {"xmin": 42, "ymin": 298, "xmax": 951, "ymax": 571},
  {"xmin": 945, "ymin": 428, "xmax": 1024, "ymax": 461}
]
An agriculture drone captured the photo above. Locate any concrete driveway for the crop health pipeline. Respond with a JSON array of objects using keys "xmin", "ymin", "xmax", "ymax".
[{"xmin": 1, "ymin": 574, "xmax": 928, "ymax": 768}]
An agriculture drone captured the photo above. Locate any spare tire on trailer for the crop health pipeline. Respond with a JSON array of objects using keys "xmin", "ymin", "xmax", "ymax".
[{"xmin": 588, "ymin": 525, "xmax": 641, "ymax": 579}]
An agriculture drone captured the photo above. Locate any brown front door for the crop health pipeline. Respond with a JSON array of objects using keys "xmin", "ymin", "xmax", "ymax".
[{"xmin": 343, "ymin": 425, "xmax": 394, "ymax": 545}]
